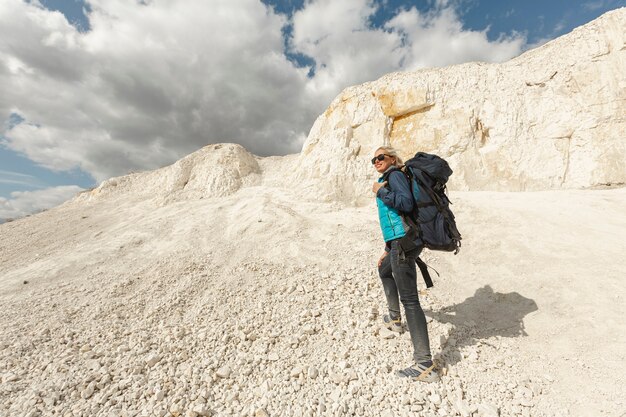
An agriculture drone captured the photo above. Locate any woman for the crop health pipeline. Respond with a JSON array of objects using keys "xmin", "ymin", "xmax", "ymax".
[{"xmin": 371, "ymin": 146, "xmax": 439, "ymax": 382}]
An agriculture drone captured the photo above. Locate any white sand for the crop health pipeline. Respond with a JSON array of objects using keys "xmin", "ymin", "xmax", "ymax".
[{"xmin": 1, "ymin": 149, "xmax": 625, "ymax": 416}]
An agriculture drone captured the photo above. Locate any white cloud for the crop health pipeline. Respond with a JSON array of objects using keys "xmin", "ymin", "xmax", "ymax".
[
  {"xmin": 1, "ymin": 0, "xmax": 315, "ymax": 182},
  {"xmin": 290, "ymin": 1, "xmax": 525, "ymax": 88},
  {"xmin": 0, "ymin": 0, "xmax": 527, "ymax": 187},
  {"xmin": 583, "ymin": 1, "xmax": 605, "ymax": 11},
  {"xmin": 385, "ymin": 7, "xmax": 525, "ymax": 69},
  {"xmin": 503, "ymin": 8, "xmax": 515, "ymax": 18},
  {"xmin": 0, "ymin": 170, "xmax": 39, "ymax": 187},
  {"xmin": 552, "ymin": 18, "xmax": 567, "ymax": 35},
  {"xmin": 0, "ymin": 185, "xmax": 83, "ymax": 221},
  {"xmin": 290, "ymin": 0, "xmax": 406, "ymax": 99}
]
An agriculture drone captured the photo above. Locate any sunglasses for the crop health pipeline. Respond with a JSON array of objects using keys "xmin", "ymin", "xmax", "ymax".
[{"xmin": 371, "ymin": 154, "xmax": 392, "ymax": 164}]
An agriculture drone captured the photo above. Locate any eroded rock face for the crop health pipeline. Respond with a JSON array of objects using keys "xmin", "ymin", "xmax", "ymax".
[
  {"xmin": 296, "ymin": 8, "xmax": 626, "ymax": 204},
  {"xmin": 80, "ymin": 143, "xmax": 261, "ymax": 204}
]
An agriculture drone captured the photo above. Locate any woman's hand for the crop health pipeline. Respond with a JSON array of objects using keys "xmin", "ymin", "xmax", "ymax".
[
  {"xmin": 372, "ymin": 181, "xmax": 387, "ymax": 194},
  {"xmin": 377, "ymin": 251, "xmax": 388, "ymax": 267}
]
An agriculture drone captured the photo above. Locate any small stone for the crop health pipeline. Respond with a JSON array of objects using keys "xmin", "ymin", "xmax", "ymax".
[
  {"xmin": 381, "ymin": 410, "xmax": 394, "ymax": 417},
  {"xmin": 429, "ymin": 393, "xmax": 442, "ymax": 406},
  {"xmin": 254, "ymin": 380, "xmax": 270, "ymax": 397},
  {"xmin": 267, "ymin": 352, "xmax": 279, "ymax": 361},
  {"xmin": 255, "ymin": 409, "xmax": 269, "ymax": 417},
  {"xmin": 308, "ymin": 367, "xmax": 319, "ymax": 379},
  {"xmin": 379, "ymin": 327, "xmax": 396, "ymax": 339},
  {"xmin": 477, "ymin": 403, "xmax": 499, "ymax": 417},
  {"xmin": 146, "ymin": 354, "xmax": 161, "ymax": 367},
  {"xmin": 519, "ymin": 398, "xmax": 533, "ymax": 407},
  {"xmin": 330, "ymin": 388, "xmax": 341, "ymax": 403},
  {"xmin": 87, "ymin": 359, "xmax": 101, "ymax": 371},
  {"xmin": 291, "ymin": 366, "xmax": 303, "ymax": 377},
  {"xmin": 3, "ymin": 373, "xmax": 18, "ymax": 383},
  {"xmin": 192, "ymin": 405, "xmax": 211, "ymax": 416},
  {"xmin": 81, "ymin": 382, "xmax": 96, "ymax": 399},
  {"xmin": 518, "ymin": 387, "xmax": 533, "ymax": 399},
  {"xmin": 216, "ymin": 366, "xmax": 231, "ymax": 378},
  {"xmin": 330, "ymin": 371, "xmax": 344, "ymax": 384},
  {"xmin": 453, "ymin": 399, "xmax": 471, "ymax": 417},
  {"xmin": 170, "ymin": 402, "xmax": 183, "ymax": 415}
]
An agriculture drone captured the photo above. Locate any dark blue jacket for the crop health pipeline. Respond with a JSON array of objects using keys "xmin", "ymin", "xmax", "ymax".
[{"xmin": 376, "ymin": 169, "xmax": 414, "ymax": 243}]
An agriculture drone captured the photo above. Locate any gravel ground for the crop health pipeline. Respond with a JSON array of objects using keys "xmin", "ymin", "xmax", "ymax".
[{"xmin": 1, "ymin": 153, "xmax": 625, "ymax": 417}]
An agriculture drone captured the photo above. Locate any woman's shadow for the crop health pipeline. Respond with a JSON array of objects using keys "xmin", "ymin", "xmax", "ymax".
[{"xmin": 425, "ymin": 285, "xmax": 538, "ymax": 366}]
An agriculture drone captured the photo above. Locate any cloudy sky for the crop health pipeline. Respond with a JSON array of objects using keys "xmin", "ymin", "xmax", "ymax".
[{"xmin": 1, "ymin": 0, "xmax": 623, "ymax": 221}]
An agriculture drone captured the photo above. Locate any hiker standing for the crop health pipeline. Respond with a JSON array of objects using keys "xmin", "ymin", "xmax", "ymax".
[{"xmin": 371, "ymin": 146, "xmax": 439, "ymax": 382}]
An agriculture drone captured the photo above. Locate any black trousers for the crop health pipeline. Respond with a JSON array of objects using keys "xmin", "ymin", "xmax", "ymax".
[{"xmin": 378, "ymin": 240, "xmax": 432, "ymax": 363}]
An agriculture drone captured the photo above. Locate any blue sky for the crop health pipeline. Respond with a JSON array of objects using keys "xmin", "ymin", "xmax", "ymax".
[{"xmin": 0, "ymin": 0, "xmax": 624, "ymax": 220}]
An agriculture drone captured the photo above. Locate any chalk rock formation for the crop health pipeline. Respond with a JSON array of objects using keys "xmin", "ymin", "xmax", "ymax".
[
  {"xmin": 79, "ymin": 143, "xmax": 261, "ymax": 204},
  {"xmin": 296, "ymin": 8, "xmax": 626, "ymax": 204}
]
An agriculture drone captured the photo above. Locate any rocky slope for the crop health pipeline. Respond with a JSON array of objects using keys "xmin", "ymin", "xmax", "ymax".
[
  {"xmin": 1, "ymin": 9, "xmax": 626, "ymax": 417},
  {"xmin": 2, "ymin": 145, "xmax": 626, "ymax": 417}
]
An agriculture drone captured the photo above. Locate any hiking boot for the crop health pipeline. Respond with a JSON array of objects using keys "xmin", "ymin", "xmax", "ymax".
[
  {"xmin": 383, "ymin": 314, "xmax": 403, "ymax": 333},
  {"xmin": 395, "ymin": 361, "xmax": 440, "ymax": 383}
]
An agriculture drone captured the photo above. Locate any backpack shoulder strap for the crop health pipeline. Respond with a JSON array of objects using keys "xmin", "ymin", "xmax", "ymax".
[{"xmin": 381, "ymin": 166, "xmax": 400, "ymax": 182}]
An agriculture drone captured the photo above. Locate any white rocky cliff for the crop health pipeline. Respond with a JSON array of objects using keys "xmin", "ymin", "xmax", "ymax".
[
  {"xmin": 1, "ymin": 9, "xmax": 625, "ymax": 417},
  {"xmin": 296, "ymin": 9, "xmax": 625, "ymax": 204}
]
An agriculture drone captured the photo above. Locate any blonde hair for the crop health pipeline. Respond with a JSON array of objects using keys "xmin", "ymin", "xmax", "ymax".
[{"xmin": 375, "ymin": 146, "xmax": 403, "ymax": 166}]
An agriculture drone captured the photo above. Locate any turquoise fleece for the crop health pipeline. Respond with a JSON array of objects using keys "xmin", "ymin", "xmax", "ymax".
[{"xmin": 375, "ymin": 170, "xmax": 414, "ymax": 242}]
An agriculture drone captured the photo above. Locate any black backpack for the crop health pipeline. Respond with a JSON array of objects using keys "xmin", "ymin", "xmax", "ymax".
[
  {"xmin": 383, "ymin": 152, "xmax": 462, "ymax": 287},
  {"xmin": 403, "ymin": 152, "xmax": 462, "ymax": 254}
]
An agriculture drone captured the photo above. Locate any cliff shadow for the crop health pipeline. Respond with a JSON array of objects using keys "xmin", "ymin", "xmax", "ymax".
[{"xmin": 425, "ymin": 285, "xmax": 538, "ymax": 366}]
